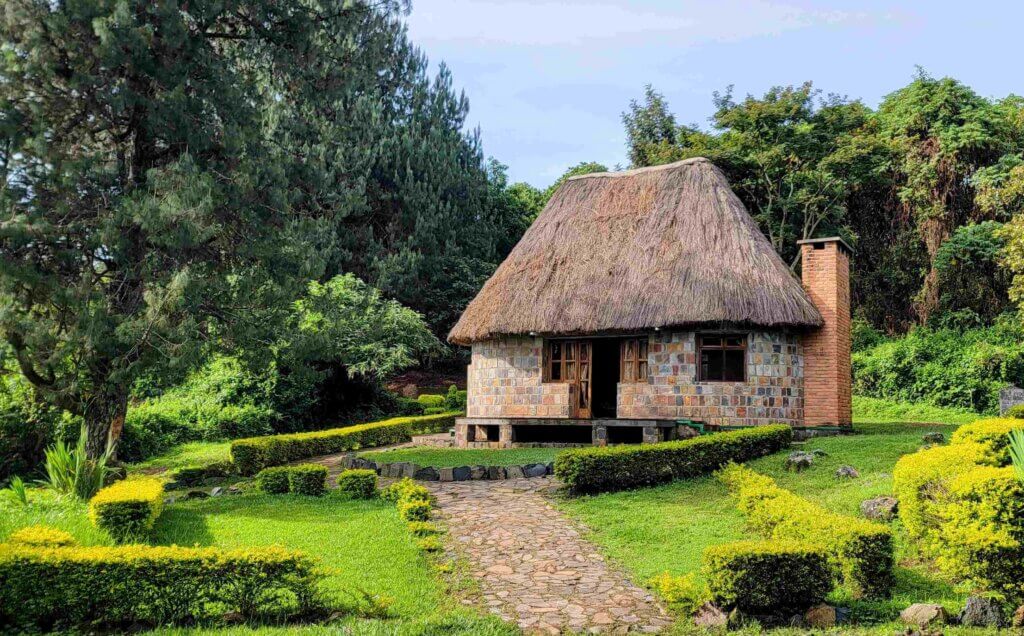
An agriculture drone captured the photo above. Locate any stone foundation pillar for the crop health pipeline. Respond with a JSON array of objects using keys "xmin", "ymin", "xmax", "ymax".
[
  {"xmin": 499, "ymin": 423, "xmax": 513, "ymax": 448},
  {"xmin": 592, "ymin": 424, "xmax": 608, "ymax": 447},
  {"xmin": 642, "ymin": 426, "xmax": 659, "ymax": 444}
]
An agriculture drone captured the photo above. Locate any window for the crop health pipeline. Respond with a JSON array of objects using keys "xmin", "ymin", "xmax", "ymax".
[
  {"xmin": 544, "ymin": 340, "xmax": 581, "ymax": 382},
  {"xmin": 698, "ymin": 334, "xmax": 747, "ymax": 382},
  {"xmin": 620, "ymin": 338, "xmax": 649, "ymax": 383}
]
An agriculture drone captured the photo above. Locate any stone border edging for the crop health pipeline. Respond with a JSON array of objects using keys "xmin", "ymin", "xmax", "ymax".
[{"xmin": 341, "ymin": 455, "xmax": 553, "ymax": 481}]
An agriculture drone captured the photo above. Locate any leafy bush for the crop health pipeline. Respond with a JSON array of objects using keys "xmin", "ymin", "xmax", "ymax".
[
  {"xmin": 88, "ymin": 478, "xmax": 164, "ymax": 542},
  {"xmin": 394, "ymin": 397, "xmax": 427, "ymax": 416},
  {"xmin": 336, "ymin": 469, "xmax": 377, "ymax": 499},
  {"xmin": 0, "ymin": 368, "xmax": 78, "ymax": 482},
  {"xmin": 288, "ymin": 464, "xmax": 327, "ymax": 496},
  {"xmin": 415, "ymin": 536, "xmax": 442, "ymax": 552},
  {"xmin": 649, "ymin": 572, "xmax": 708, "ymax": 616},
  {"xmin": 554, "ymin": 425, "xmax": 792, "ymax": 495},
  {"xmin": 892, "ymin": 441, "xmax": 987, "ymax": 538},
  {"xmin": 381, "ymin": 478, "xmax": 434, "ymax": 505},
  {"xmin": 853, "ymin": 319, "xmax": 1024, "ymax": 413},
  {"xmin": 1007, "ymin": 404, "xmax": 1024, "ymax": 419},
  {"xmin": 231, "ymin": 412, "xmax": 458, "ymax": 476},
  {"xmin": 168, "ymin": 462, "xmax": 235, "ymax": 489},
  {"xmin": 398, "ymin": 498, "xmax": 432, "ymax": 522},
  {"xmin": 702, "ymin": 540, "xmax": 833, "ymax": 614},
  {"xmin": 406, "ymin": 521, "xmax": 441, "ymax": 537},
  {"xmin": 444, "ymin": 385, "xmax": 467, "ymax": 411},
  {"xmin": 6, "ymin": 526, "xmax": 77, "ymax": 548},
  {"xmin": 950, "ymin": 418, "xmax": 1023, "ymax": 465},
  {"xmin": 719, "ymin": 464, "xmax": 894, "ymax": 598},
  {"xmin": 0, "ymin": 543, "xmax": 320, "ymax": 631},
  {"xmin": 416, "ymin": 394, "xmax": 445, "ymax": 408},
  {"xmin": 422, "ymin": 406, "xmax": 448, "ymax": 415},
  {"xmin": 255, "ymin": 467, "xmax": 292, "ymax": 494},
  {"xmin": 935, "ymin": 465, "xmax": 1024, "ymax": 602},
  {"xmin": 42, "ymin": 426, "xmax": 116, "ymax": 500}
]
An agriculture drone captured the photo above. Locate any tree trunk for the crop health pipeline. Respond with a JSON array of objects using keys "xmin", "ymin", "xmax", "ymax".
[{"xmin": 84, "ymin": 389, "xmax": 129, "ymax": 460}]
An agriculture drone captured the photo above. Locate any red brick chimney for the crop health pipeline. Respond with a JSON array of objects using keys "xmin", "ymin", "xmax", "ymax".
[{"xmin": 798, "ymin": 237, "xmax": 853, "ymax": 428}]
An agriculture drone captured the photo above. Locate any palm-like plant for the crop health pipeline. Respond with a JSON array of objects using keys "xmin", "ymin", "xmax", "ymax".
[
  {"xmin": 1010, "ymin": 428, "xmax": 1024, "ymax": 487},
  {"xmin": 42, "ymin": 426, "xmax": 116, "ymax": 499},
  {"xmin": 5, "ymin": 475, "xmax": 28, "ymax": 505}
]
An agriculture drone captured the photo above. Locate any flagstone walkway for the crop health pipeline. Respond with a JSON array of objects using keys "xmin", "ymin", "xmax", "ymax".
[{"xmin": 425, "ymin": 478, "xmax": 673, "ymax": 634}]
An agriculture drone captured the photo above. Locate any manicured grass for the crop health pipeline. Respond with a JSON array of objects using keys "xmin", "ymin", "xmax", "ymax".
[
  {"xmin": 852, "ymin": 395, "xmax": 978, "ymax": 426},
  {"xmin": 0, "ymin": 488, "xmax": 113, "ymax": 546},
  {"xmin": 558, "ymin": 420, "xmax": 969, "ymax": 628},
  {"xmin": 359, "ymin": 446, "xmax": 562, "ymax": 467},
  {"xmin": 129, "ymin": 441, "xmax": 231, "ymax": 474}
]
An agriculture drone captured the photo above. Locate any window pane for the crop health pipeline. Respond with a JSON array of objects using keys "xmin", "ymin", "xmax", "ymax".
[
  {"xmin": 551, "ymin": 363, "xmax": 561, "ymax": 381},
  {"xmin": 724, "ymin": 349, "xmax": 745, "ymax": 381},
  {"xmin": 638, "ymin": 360, "xmax": 648, "ymax": 381},
  {"xmin": 551, "ymin": 342, "xmax": 562, "ymax": 361},
  {"xmin": 702, "ymin": 336, "xmax": 722, "ymax": 348},
  {"xmin": 701, "ymin": 350, "xmax": 724, "ymax": 381},
  {"xmin": 725, "ymin": 336, "xmax": 744, "ymax": 348}
]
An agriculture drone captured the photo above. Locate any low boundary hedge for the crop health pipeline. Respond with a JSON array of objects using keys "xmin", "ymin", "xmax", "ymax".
[
  {"xmin": 703, "ymin": 540, "xmax": 832, "ymax": 614},
  {"xmin": 553, "ymin": 425, "xmax": 792, "ymax": 494},
  {"xmin": 0, "ymin": 544, "xmax": 319, "ymax": 631},
  {"xmin": 88, "ymin": 477, "xmax": 164, "ymax": 542},
  {"xmin": 719, "ymin": 463, "xmax": 894, "ymax": 598},
  {"xmin": 232, "ymin": 412, "xmax": 459, "ymax": 475}
]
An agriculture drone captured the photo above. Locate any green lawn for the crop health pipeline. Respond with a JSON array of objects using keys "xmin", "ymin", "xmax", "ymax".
[
  {"xmin": 359, "ymin": 446, "xmax": 561, "ymax": 468},
  {"xmin": 852, "ymin": 395, "xmax": 978, "ymax": 426},
  {"xmin": 0, "ymin": 488, "xmax": 113, "ymax": 546},
  {"xmin": 130, "ymin": 441, "xmax": 232, "ymax": 474},
  {"xmin": 557, "ymin": 420, "xmax": 968, "ymax": 628}
]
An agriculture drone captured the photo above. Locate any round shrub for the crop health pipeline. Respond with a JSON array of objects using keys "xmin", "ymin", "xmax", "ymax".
[
  {"xmin": 288, "ymin": 464, "xmax": 327, "ymax": 496},
  {"xmin": 382, "ymin": 478, "xmax": 434, "ymax": 505},
  {"xmin": 398, "ymin": 498, "xmax": 431, "ymax": 522},
  {"xmin": 416, "ymin": 394, "xmax": 445, "ymax": 408},
  {"xmin": 702, "ymin": 540, "xmax": 833, "ymax": 614},
  {"xmin": 255, "ymin": 467, "xmax": 291, "ymax": 494},
  {"xmin": 1006, "ymin": 404, "xmax": 1024, "ymax": 419},
  {"xmin": 7, "ymin": 525, "xmax": 77, "ymax": 548},
  {"xmin": 336, "ymin": 469, "xmax": 377, "ymax": 499},
  {"xmin": 416, "ymin": 536, "xmax": 443, "ymax": 552},
  {"xmin": 406, "ymin": 521, "xmax": 441, "ymax": 537},
  {"xmin": 649, "ymin": 572, "xmax": 707, "ymax": 616},
  {"xmin": 950, "ymin": 418, "xmax": 1023, "ymax": 465}
]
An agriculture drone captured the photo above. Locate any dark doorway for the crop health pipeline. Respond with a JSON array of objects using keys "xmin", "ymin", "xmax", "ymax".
[{"xmin": 592, "ymin": 338, "xmax": 620, "ymax": 418}]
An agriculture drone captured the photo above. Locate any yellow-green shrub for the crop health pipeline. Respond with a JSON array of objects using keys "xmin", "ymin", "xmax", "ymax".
[
  {"xmin": 649, "ymin": 572, "xmax": 708, "ymax": 616},
  {"xmin": 287, "ymin": 464, "xmax": 327, "ymax": 496},
  {"xmin": 416, "ymin": 394, "xmax": 445, "ymax": 408},
  {"xmin": 231, "ymin": 412, "xmax": 458, "ymax": 475},
  {"xmin": 255, "ymin": 466, "xmax": 292, "ymax": 494},
  {"xmin": 415, "ymin": 536, "xmax": 443, "ymax": 552},
  {"xmin": 950, "ymin": 418, "xmax": 1023, "ymax": 465},
  {"xmin": 398, "ymin": 498, "xmax": 431, "ymax": 522},
  {"xmin": 702, "ymin": 540, "xmax": 833, "ymax": 614},
  {"xmin": 719, "ymin": 463, "xmax": 893, "ymax": 598},
  {"xmin": 382, "ymin": 477, "xmax": 433, "ymax": 505},
  {"xmin": 406, "ymin": 521, "xmax": 441, "ymax": 537},
  {"xmin": 935, "ymin": 465, "xmax": 1024, "ymax": 602},
  {"xmin": 892, "ymin": 441, "xmax": 986, "ymax": 539},
  {"xmin": 6, "ymin": 526, "xmax": 77, "ymax": 548},
  {"xmin": 88, "ymin": 477, "xmax": 164, "ymax": 542},
  {"xmin": 336, "ymin": 469, "xmax": 377, "ymax": 499},
  {"xmin": 0, "ymin": 543, "xmax": 320, "ymax": 631}
]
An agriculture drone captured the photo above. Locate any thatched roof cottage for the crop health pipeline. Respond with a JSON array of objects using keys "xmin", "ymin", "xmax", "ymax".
[{"xmin": 449, "ymin": 158, "xmax": 851, "ymax": 447}]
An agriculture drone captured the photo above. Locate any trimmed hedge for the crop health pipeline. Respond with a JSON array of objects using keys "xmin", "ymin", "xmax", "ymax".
[
  {"xmin": 254, "ymin": 464, "xmax": 327, "ymax": 496},
  {"xmin": 231, "ymin": 412, "xmax": 459, "ymax": 476},
  {"xmin": 892, "ymin": 441, "xmax": 987, "ymax": 538},
  {"xmin": 719, "ymin": 464, "xmax": 894, "ymax": 598},
  {"xmin": 703, "ymin": 540, "xmax": 832, "ymax": 614},
  {"xmin": 950, "ymin": 417, "xmax": 1023, "ymax": 465},
  {"xmin": 416, "ymin": 394, "xmax": 445, "ymax": 408},
  {"xmin": 0, "ymin": 543, "xmax": 320, "ymax": 631},
  {"xmin": 6, "ymin": 526, "xmax": 77, "ymax": 548},
  {"xmin": 255, "ymin": 467, "xmax": 292, "ymax": 494},
  {"xmin": 554, "ymin": 425, "xmax": 792, "ymax": 494},
  {"xmin": 337, "ymin": 469, "xmax": 377, "ymax": 499},
  {"xmin": 88, "ymin": 477, "xmax": 164, "ymax": 543}
]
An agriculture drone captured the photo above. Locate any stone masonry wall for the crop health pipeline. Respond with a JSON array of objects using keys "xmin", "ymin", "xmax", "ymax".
[
  {"xmin": 617, "ymin": 331, "xmax": 804, "ymax": 427},
  {"xmin": 466, "ymin": 337, "xmax": 571, "ymax": 418}
]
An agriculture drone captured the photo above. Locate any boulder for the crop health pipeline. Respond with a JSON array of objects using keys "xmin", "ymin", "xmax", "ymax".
[
  {"xmin": 958, "ymin": 595, "xmax": 1004, "ymax": 628},
  {"xmin": 438, "ymin": 467, "xmax": 454, "ymax": 482},
  {"xmin": 804, "ymin": 604, "xmax": 837, "ymax": 629},
  {"xmin": 486, "ymin": 466, "xmax": 506, "ymax": 480},
  {"xmin": 1013, "ymin": 604, "xmax": 1024, "ymax": 628},
  {"xmin": 413, "ymin": 466, "xmax": 440, "ymax": 481},
  {"xmin": 900, "ymin": 603, "xmax": 948, "ymax": 627},
  {"xmin": 835, "ymin": 465, "xmax": 860, "ymax": 479},
  {"xmin": 397, "ymin": 462, "xmax": 417, "ymax": 479},
  {"xmin": 676, "ymin": 425, "xmax": 700, "ymax": 440},
  {"xmin": 505, "ymin": 465, "xmax": 525, "ymax": 479},
  {"xmin": 469, "ymin": 465, "xmax": 487, "ymax": 480},
  {"xmin": 692, "ymin": 602, "xmax": 728, "ymax": 628},
  {"xmin": 860, "ymin": 496, "xmax": 899, "ymax": 521},
  {"xmin": 784, "ymin": 451, "xmax": 815, "ymax": 472},
  {"xmin": 452, "ymin": 466, "xmax": 472, "ymax": 481},
  {"xmin": 524, "ymin": 463, "xmax": 548, "ymax": 478},
  {"xmin": 210, "ymin": 487, "xmax": 224, "ymax": 497},
  {"xmin": 922, "ymin": 432, "xmax": 945, "ymax": 444}
]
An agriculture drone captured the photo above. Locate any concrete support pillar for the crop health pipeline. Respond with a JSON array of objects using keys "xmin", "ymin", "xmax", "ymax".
[
  {"xmin": 642, "ymin": 426, "xmax": 660, "ymax": 444},
  {"xmin": 592, "ymin": 424, "xmax": 608, "ymax": 447},
  {"xmin": 455, "ymin": 422, "xmax": 469, "ymax": 447},
  {"xmin": 499, "ymin": 423, "xmax": 513, "ymax": 448}
]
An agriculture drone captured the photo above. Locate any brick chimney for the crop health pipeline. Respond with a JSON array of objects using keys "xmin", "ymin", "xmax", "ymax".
[{"xmin": 798, "ymin": 237, "xmax": 853, "ymax": 428}]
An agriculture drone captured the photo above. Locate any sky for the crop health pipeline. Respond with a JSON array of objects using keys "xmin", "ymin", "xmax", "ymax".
[{"xmin": 405, "ymin": 0, "xmax": 1024, "ymax": 188}]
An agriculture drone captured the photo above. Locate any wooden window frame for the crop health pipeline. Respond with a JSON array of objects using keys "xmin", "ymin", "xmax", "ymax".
[
  {"xmin": 544, "ymin": 339, "xmax": 565, "ymax": 382},
  {"xmin": 619, "ymin": 338, "xmax": 649, "ymax": 383},
  {"xmin": 697, "ymin": 334, "xmax": 748, "ymax": 383}
]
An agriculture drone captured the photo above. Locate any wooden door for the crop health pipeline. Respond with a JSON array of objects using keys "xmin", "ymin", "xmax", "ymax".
[{"xmin": 565, "ymin": 340, "xmax": 592, "ymax": 418}]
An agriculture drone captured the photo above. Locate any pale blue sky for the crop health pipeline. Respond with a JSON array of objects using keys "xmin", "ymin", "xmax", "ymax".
[{"xmin": 405, "ymin": 1, "xmax": 1023, "ymax": 188}]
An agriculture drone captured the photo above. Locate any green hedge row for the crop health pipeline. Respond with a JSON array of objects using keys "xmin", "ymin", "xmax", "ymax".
[
  {"xmin": 553, "ymin": 425, "xmax": 793, "ymax": 494},
  {"xmin": 231, "ymin": 412, "xmax": 459, "ymax": 475},
  {"xmin": 719, "ymin": 463, "xmax": 894, "ymax": 598},
  {"xmin": 703, "ymin": 540, "xmax": 832, "ymax": 614},
  {"xmin": 88, "ymin": 478, "xmax": 165, "ymax": 543},
  {"xmin": 255, "ymin": 464, "xmax": 328, "ymax": 496},
  {"xmin": 0, "ymin": 544, "xmax": 320, "ymax": 631}
]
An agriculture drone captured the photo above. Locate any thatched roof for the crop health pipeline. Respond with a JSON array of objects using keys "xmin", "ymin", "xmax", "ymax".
[{"xmin": 448, "ymin": 158, "xmax": 823, "ymax": 345}]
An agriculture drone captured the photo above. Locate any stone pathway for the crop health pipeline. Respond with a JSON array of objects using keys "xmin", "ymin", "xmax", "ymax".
[{"xmin": 426, "ymin": 478, "xmax": 672, "ymax": 634}]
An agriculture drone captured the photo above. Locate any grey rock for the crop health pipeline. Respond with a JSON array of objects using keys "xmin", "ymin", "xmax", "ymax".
[
  {"xmin": 900, "ymin": 603, "xmax": 948, "ymax": 627},
  {"xmin": 923, "ymin": 432, "xmax": 945, "ymax": 444},
  {"xmin": 438, "ymin": 467, "xmax": 454, "ymax": 482},
  {"xmin": 163, "ymin": 496, "xmax": 177, "ymax": 505},
  {"xmin": 398, "ymin": 462, "xmax": 418, "ymax": 479},
  {"xmin": 835, "ymin": 465, "xmax": 860, "ymax": 479},
  {"xmin": 958, "ymin": 595, "xmax": 1004, "ymax": 627},
  {"xmin": 693, "ymin": 602, "xmax": 728, "ymax": 628},
  {"xmin": 505, "ymin": 465, "xmax": 525, "ymax": 479},
  {"xmin": 185, "ymin": 490, "xmax": 209, "ymax": 500},
  {"xmin": 210, "ymin": 487, "xmax": 224, "ymax": 497},
  {"xmin": 453, "ymin": 465, "xmax": 472, "ymax": 481},
  {"xmin": 676, "ymin": 425, "xmax": 700, "ymax": 440},
  {"xmin": 545, "ymin": 462, "xmax": 555, "ymax": 474},
  {"xmin": 784, "ymin": 451, "xmax": 815, "ymax": 472},
  {"xmin": 413, "ymin": 466, "xmax": 440, "ymax": 481},
  {"xmin": 860, "ymin": 496, "xmax": 899, "ymax": 521},
  {"xmin": 524, "ymin": 463, "xmax": 548, "ymax": 478},
  {"xmin": 486, "ymin": 466, "xmax": 506, "ymax": 480},
  {"xmin": 469, "ymin": 465, "xmax": 487, "ymax": 480}
]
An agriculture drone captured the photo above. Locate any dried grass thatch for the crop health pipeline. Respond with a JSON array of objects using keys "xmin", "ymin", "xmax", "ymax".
[{"xmin": 448, "ymin": 158, "xmax": 822, "ymax": 344}]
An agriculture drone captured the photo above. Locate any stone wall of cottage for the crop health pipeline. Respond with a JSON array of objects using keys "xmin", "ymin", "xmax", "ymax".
[
  {"xmin": 617, "ymin": 331, "xmax": 804, "ymax": 426},
  {"xmin": 466, "ymin": 336, "xmax": 571, "ymax": 418}
]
